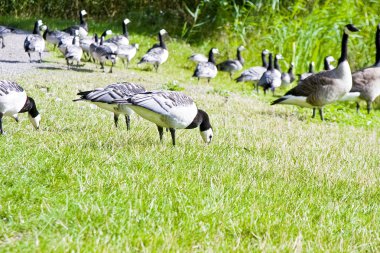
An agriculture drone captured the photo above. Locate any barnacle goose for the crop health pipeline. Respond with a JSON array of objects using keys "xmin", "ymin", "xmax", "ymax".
[
  {"xmin": 0, "ymin": 25, "xmax": 17, "ymax": 48},
  {"xmin": 0, "ymin": 80, "xmax": 40, "ymax": 134},
  {"xmin": 217, "ymin": 45, "xmax": 245, "ymax": 79},
  {"xmin": 24, "ymin": 20, "xmax": 45, "ymax": 63},
  {"xmin": 43, "ymin": 26, "xmax": 70, "ymax": 47},
  {"xmin": 105, "ymin": 18, "xmax": 130, "ymax": 46},
  {"xmin": 271, "ymin": 24, "xmax": 360, "ymax": 121},
  {"xmin": 257, "ymin": 53, "xmax": 282, "ymax": 95},
  {"xmin": 116, "ymin": 43, "xmax": 139, "ymax": 69},
  {"xmin": 324, "ymin": 55, "xmax": 335, "ymax": 70},
  {"xmin": 73, "ymin": 82, "xmax": 146, "ymax": 130},
  {"xmin": 298, "ymin": 62, "xmax": 315, "ymax": 82},
  {"xmin": 64, "ymin": 30, "xmax": 83, "ymax": 69},
  {"xmin": 92, "ymin": 30, "xmax": 117, "ymax": 73},
  {"xmin": 192, "ymin": 48, "xmax": 219, "ymax": 83},
  {"xmin": 137, "ymin": 29, "xmax": 169, "ymax": 72},
  {"xmin": 281, "ymin": 62, "xmax": 295, "ymax": 87},
  {"xmin": 63, "ymin": 10, "xmax": 88, "ymax": 38},
  {"xmin": 111, "ymin": 91, "xmax": 213, "ymax": 146}
]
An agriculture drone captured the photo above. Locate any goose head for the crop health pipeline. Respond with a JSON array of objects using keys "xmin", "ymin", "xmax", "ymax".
[
  {"xmin": 80, "ymin": 10, "xmax": 87, "ymax": 16},
  {"xmin": 275, "ymin": 54, "xmax": 284, "ymax": 60},
  {"xmin": 262, "ymin": 49, "xmax": 270, "ymax": 55},
  {"xmin": 238, "ymin": 45, "xmax": 245, "ymax": 51},
  {"xmin": 201, "ymin": 127, "xmax": 213, "ymax": 144},
  {"xmin": 344, "ymin": 24, "xmax": 359, "ymax": 34},
  {"xmin": 26, "ymin": 97, "xmax": 41, "ymax": 130},
  {"xmin": 325, "ymin": 55, "xmax": 335, "ymax": 63},
  {"xmin": 101, "ymin": 30, "xmax": 112, "ymax": 38},
  {"xmin": 159, "ymin": 29, "xmax": 168, "ymax": 36},
  {"xmin": 211, "ymin": 48, "xmax": 219, "ymax": 55},
  {"xmin": 124, "ymin": 18, "xmax": 131, "ymax": 25}
]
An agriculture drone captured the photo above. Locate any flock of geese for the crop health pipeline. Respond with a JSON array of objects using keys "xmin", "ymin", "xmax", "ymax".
[{"xmin": 0, "ymin": 10, "xmax": 380, "ymax": 145}]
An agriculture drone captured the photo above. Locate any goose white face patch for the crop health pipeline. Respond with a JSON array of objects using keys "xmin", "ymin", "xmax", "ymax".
[
  {"xmin": 81, "ymin": 10, "xmax": 87, "ymax": 16},
  {"xmin": 124, "ymin": 19, "xmax": 131, "ymax": 24},
  {"xmin": 159, "ymin": 29, "xmax": 167, "ymax": 35},
  {"xmin": 106, "ymin": 30, "xmax": 112, "ymax": 35},
  {"xmin": 29, "ymin": 114, "xmax": 41, "ymax": 130},
  {"xmin": 201, "ymin": 128, "xmax": 213, "ymax": 144}
]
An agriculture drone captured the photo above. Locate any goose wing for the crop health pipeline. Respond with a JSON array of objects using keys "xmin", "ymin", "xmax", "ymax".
[
  {"xmin": 351, "ymin": 67, "xmax": 380, "ymax": 92},
  {"xmin": 236, "ymin": 66, "xmax": 266, "ymax": 82},
  {"xmin": 193, "ymin": 62, "xmax": 217, "ymax": 78},
  {"xmin": 0, "ymin": 81, "xmax": 24, "ymax": 96},
  {"xmin": 217, "ymin": 60, "xmax": 242, "ymax": 72}
]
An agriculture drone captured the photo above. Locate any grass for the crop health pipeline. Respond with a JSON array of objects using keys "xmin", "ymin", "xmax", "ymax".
[{"xmin": 1, "ymin": 15, "xmax": 380, "ymax": 251}]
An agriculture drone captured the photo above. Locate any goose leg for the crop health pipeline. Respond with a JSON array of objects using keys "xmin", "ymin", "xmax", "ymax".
[
  {"xmin": 28, "ymin": 52, "xmax": 32, "ymax": 63},
  {"xmin": 109, "ymin": 62, "xmax": 114, "ymax": 73},
  {"xmin": 312, "ymin": 108, "xmax": 316, "ymax": 118},
  {"xmin": 229, "ymin": 72, "xmax": 233, "ymax": 80},
  {"xmin": 125, "ymin": 115, "xmax": 130, "ymax": 130},
  {"xmin": 319, "ymin": 108, "xmax": 324, "ymax": 121},
  {"xmin": 39, "ymin": 52, "xmax": 42, "ymax": 63},
  {"xmin": 0, "ymin": 113, "xmax": 3, "ymax": 134},
  {"xmin": 169, "ymin": 128, "xmax": 176, "ymax": 146},
  {"xmin": 356, "ymin": 102, "xmax": 360, "ymax": 113},
  {"xmin": 113, "ymin": 114, "xmax": 119, "ymax": 127},
  {"xmin": 66, "ymin": 59, "xmax": 70, "ymax": 69},
  {"xmin": 157, "ymin": 126, "xmax": 164, "ymax": 142},
  {"xmin": 367, "ymin": 101, "xmax": 372, "ymax": 114}
]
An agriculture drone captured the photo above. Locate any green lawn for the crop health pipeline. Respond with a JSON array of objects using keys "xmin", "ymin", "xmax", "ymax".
[{"xmin": 1, "ymin": 16, "xmax": 380, "ymax": 252}]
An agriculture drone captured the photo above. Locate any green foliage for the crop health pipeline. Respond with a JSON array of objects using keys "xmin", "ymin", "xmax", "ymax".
[{"xmin": 161, "ymin": 80, "xmax": 185, "ymax": 91}]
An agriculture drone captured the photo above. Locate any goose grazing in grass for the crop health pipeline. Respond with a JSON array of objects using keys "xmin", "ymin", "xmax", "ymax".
[
  {"xmin": 342, "ymin": 23, "xmax": 380, "ymax": 114},
  {"xmin": 192, "ymin": 48, "xmax": 219, "ymax": 83},
  {"xmin": 188, "ymin": 53, "xmax": 208, "ymax": 63},
  {"xmin": 116, "ymin": 43, "xmax": 139, "ymax": 69},
  {"xmin": 73, "ymin": 82, "xmax": 146, "ymax": 130},
  {"xmin": 324, "ymin": 55, "xmax": 335, "ymax": 70},
  {"xmin": 257, "ymin": 53, "xmax": 282, "ymax": 95},
  {"xmin": 63, "ymin": 10, "xmax": 88, "ymax": 37},
  {"xmin": 298, "ymin": 62, "xmax": 315, "ymax": 82},
  {"xmin": 105, "ymin": 18, "xmax": 130, "ymax": 46},
  {"xmin": 64, "ymin": 30, "xmax": 83, "ymax": 69},
  {"xmin": 111, "ymin": 91, "xmax": 213, "ymax": 146},
  {"xmin": 281, "ymin": 62, "xmax": 295, "ymax": 87},
  {"xmin": 217, "ymin": 45, "xmax": 245, "ymax": 79},
  {"xmin": 271, "ymin": 24, "xmax": 360, "ymax": 121},
  {"xmin": 138, "ymin": 29, "xmax": 169, "ymax": 72},
  {"xmin": 0, "ymin": 80, "xmax": 41, "ymax": 134},
  {"xmin": 24, "ymin": 20, "xmax": 45, "ymax": 63}
]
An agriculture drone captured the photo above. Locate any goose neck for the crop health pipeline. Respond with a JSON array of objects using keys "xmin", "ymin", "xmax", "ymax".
[
  {"xmin": 375, "ymin": 26, "xmax": 380, "ymax": 66},
  {"xmin": 262, "ymin": 52, "xmax": 268, "ymax": 67},
  {"xmin": 123, "ymin": 21, "xmax": 128, "ymax": 37},
  {"xmin": 338, "ymin": 33, "xmax": 349, "ymax": 65},
  {"xmin": 237, "ymin": 49, "xmax": 243, "ymax": 64},
  {"xmin": 159, "ymin": 32, "xmax": 166, "ymax": 49}
]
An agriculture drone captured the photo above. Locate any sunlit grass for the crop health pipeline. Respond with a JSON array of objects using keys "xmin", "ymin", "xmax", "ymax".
[{"xmin": 0, "ymin": 14, "xmax": 380, "ymax": 252}]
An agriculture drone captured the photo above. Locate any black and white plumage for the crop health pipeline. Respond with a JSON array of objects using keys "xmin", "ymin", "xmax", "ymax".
[
  {"xmin": 92, "ymin": 30, "xmax": 117, "ymax": 73},
  {"xmin": 62, "ymin": 10, "xmax": 88, "ymax": 38},
  {"xmin": 105, "ymin": 18, "xmax": 130, "ymax": 46},
  {"xmin": 0, "ymin": 25, "xmax": 17, "ymax": 48},
  {"xmin": 258, "ymin": 53, "xmax": 282, "ymax": 95},
  {"xmin": 64, "ymin": 31, "xmax": 83, "ymax": 69},
  {"xmin": 271, "ymin": 24, "xmax": 360, "ymax": 121},
  {"xmin": 116, "ymin": 43, "xmax": 139, "ymax": 69},
  {"xmin": 43, "ymin": 26, "xmax": 70, "ymax": 47},
  {"xmin": 73, "ymin": 82, "xmax": 146, "ymax": 130},
  {"xmin": 235, "ymin": 49, "xmax": 270, "ymax": 91},
  {"xmin": 324, "ymin": 56, "xmax": 335, "ymax": 70},
  {"xmin": 188, "ymin": 53, "xmax": 208, "ymax": 63},
  {"xmin": 342, "ymin": 23, "xmax": 380, "ymax": 114},
  {"xmin": 0, "ymin": 80, "xmax": 41, "ymax": 134},
  {"xmin": 192, "ymin": 48, "xmax": 219, "ymax": 83},
  {"xmin": 111, "ymin": 91, "xmax": 213, "ymax": 146},
  {"xmin": 138, "ymin": 29, "xmax": 169, "ymax": 72},
  {"xmin": 24, "ymin": 20, "xmax": 45, "ymax": 63},
  {"xmin": 298, "ymin": 62, "xmax": 315, "ymax": 82},
  {"xmin": 281, "ymin": 62, "xmax": 295, "ymax": 87},
  {"xmin": 217, "ymin": 45, "xmax": 245, "ymax": 79}
]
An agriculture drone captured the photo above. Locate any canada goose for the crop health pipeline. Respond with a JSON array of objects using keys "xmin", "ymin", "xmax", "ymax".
[
  {"xmin": 63, "ymin": 10, "xmax": 88, "ymax": 37},
  {"xmin": 111, "ymin": 91, "xmax": 213, "ymax": 146},
  {"xmin": 0, "ymin": 80, "xmax": 41, "ymax": 134},
  {"xmin": 298, "ymin": 62, "xmax": 315, "ymax": 82},
  {"xmin": 188, "ymin": 53, "xmax": 208, "ymax": 63},
  {"xmin": 24, "ymin": 20, "xmax": 45, "ymax": 63},
  {"xmin": 257, "ymin": 53, "xmax": 282, "ymax": 95},
  {"xmin": 343, "ymin": 23, "xmax": 380, "ymax": 114},
  {"xmin": 281, "ymin": 62, "xmax": 295, "ymax": 86},
  {"xmin": 73, "ymin": 82, "xmax": 146, "ymax": 129},
  {"xmin": 64, "ymin": 31, "xmax": 83, "ymax": 69},
  {"xmin": 43, "ymin": 26, "xmax": 70, "ymax": 47},
  {"xmin": 235, "ymin": 49, "xmax": 270, "ymax": 92},
  {"xmin": 116, "ymin": 43, "xmax": 139, "ymax": 69},
  {"xmin": 324, "ymin": 55, "xmax": 335, "ymax": 70},
  {"xmin": 271, "ymin": 24, "xmax": 360, "ymax": 121},
  {"xmin": 217, "ymin": 45, "xmax": 245, "ymax": 79},
  {"xmin": 105, "ymin": 18, "xmax": 130, "ymax": 46},
  {"xmin": 137, "ymin": 29, "xmax": 169, "ymax": 72},
  {"xmin": 192, "ymin": 48, "xmax": 219, "ymax": 83}
]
